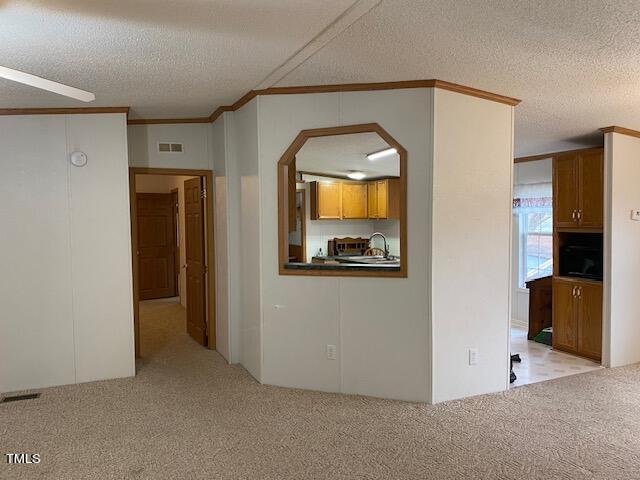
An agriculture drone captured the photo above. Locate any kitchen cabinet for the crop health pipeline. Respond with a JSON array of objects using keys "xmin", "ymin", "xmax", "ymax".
[
  {"xmin": 553, "ymin": 149, "xmax": 603, "ymax": 229},
  {"xmin": 310, "ymin": 178, "xmax": 401, "ymax": 220},
  {"xmin": 368, "ymin": 179, "xmax": 400, "ymax": 220},
  {"xmin": 552, "ymin": 277, "xmax": 602, "ymax": 361},
  {"xmin": 341, "ymin": 183, "xmax": 368, "ymax": 219},
  {"xmin": 310, "ymin": 181, "xmax": 341, "ymax": 219}
]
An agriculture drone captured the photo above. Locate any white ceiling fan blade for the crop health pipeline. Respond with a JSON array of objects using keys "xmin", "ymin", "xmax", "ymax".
[{"xmin": 0, "ymin": 66, "xmax": 95, "ymax": 102}]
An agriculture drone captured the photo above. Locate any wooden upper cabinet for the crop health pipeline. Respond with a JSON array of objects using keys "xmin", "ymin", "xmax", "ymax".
[
  {"xmin": 553, "ymin": 153, "xmax": 579, "ymax": 228},
  {"xmin": 368, "ymin": 182, "xmax": 378, "ymax": 218},
  {"xmin": 552, "ymin": 278, "xmax": 578, "ymax": 353},
  {"xmin": 310, "ymin": 178, "xmax": 401, "ymax": 221},
  {"xmin": 376, "ymin": 180, "xmax": 388, "ymax": 219},
  {"xmin": 368, "ymin": 179, "xmax": 400, "ymax": 220},
  {"xmin": 342, "ymin": 183, "xmax": 368, "ymax": 219},
  {"xmin": 578, "ymin": 150, "xmax": 603, "ymax": 229},
  {"xmin": 553, "ymin": 149, "xmax": 603, "ymax": 229},
  {"xmin": 310, "ymin": 181, "xmax": 341, "ymax": 219}
]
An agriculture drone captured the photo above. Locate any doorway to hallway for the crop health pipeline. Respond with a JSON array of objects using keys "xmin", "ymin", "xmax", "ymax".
[{"xmin": 129, "ymin": 168, "xmax": 216, "ymax": 358}]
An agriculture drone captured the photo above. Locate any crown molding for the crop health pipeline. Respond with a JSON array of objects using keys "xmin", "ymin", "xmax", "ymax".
[
  {"xmin": 514, "ymin": 146, "xmax": 603, "ymax": 163},
  {"xmin": 207, "ymin": 79, "xmax": 520, "ymax": 123},
  {"xmin": 127, "ymin": 117, "xmax": 210, "ymax": 125},
  {"xmin": 600, "ymin": 126, "xmax": 640, "ymax": 139},
  {"xmin": 0, "ymin": 107, "xmax": 129, "ymax": 116},
  {"xmin": 0, "ymin": 79, "xmax": 520, "ymax": 124}
]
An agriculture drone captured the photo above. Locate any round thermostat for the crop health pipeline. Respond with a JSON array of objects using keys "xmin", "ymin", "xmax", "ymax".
[{"xmin": 70, "ymin": 151, "xmax": 88, "ymax": 167}]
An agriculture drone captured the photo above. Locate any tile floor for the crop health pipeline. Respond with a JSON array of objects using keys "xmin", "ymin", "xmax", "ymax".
[{"xmin": 510, "ymin": 326, "xmax": 601, "ymax": 387}]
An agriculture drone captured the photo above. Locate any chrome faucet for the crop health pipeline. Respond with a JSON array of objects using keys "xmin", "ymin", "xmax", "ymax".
[{"xmin": 369, "ymin": 232, "xmax": 389, "ymax": 258}]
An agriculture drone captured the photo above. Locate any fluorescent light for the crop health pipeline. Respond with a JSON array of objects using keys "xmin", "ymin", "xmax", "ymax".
[
  {"xmin": 367, "ymin": 147, "xmax": 397, "ymax": 161},
  {"xmin": 0, "ymin": 66, "xmax": 95, "ymax": 102},
  {"xmin": 347, "ymin": 171, "xmax": 366, "ymax": 180}
]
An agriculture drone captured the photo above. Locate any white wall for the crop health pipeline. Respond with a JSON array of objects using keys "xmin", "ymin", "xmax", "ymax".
[
  {"xmin": 210, "ymin": 117, "xmax": 230, "ymax": 362},
  {"xmin": 135, "ymin": 174, "xmax": 196, "ymax": 308},
  {"xmin": 257, "ymin": 89, "xmax": 432, "ymax": 401},
  {"xmin": 430, "ymin": 89, "xmax": 514, "ymax": 403},
  {"xmin": 603, "ymin": 132, "xmax": 640, "ymax": 367},
  {"xmin": 0, "ymin": 114, "xmax": 134, "ymax": 393},
  {"xmin": 226, "ymin": 101, "xmax": 262, "ymax": 379},
  {"xmin": 128, "ymin": 123, "xmax": 211, "ymax": 169}
]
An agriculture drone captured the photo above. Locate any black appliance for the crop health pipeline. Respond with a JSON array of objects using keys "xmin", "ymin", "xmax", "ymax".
[{"xmin": 559, "ymin": 244, "xmax": 602, "ymax": 281}]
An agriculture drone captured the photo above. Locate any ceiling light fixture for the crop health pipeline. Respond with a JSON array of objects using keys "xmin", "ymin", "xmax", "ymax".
[
  {"xmin": 367, "ymin": 147, "xmax": 397, "ymax": 161},
  {"xmin": 0, "ymin": 66, "xmax": 95, "ymax": 102},
  {"xmin": 347, "ymin": 171, "xmax": 366, "ymax": 180}
]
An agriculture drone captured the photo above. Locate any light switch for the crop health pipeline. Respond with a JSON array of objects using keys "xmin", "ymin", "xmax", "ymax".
[{"xmin": 631, "ymin": 210, "xmax": 640, "ymax": 221}]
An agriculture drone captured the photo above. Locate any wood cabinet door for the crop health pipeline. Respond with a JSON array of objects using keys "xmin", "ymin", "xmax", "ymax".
[
  {"xmin": 342, "ymin": 183, "xmax": 368, "ymax": 219},
  {"xmin": 577, "ymin": 282, "xmax": 602, "ymax": 361},
  {"xmin": 553, "ymin": 153, "xmax": 578, "ymax": 227},
  {"xmin": 578, "ymin": 150, "xmax": 604, "ymax": 229},
  {"xmin": 317, "ymin": 182, "xmax": 341, "ymax": 219},
  {"xmin": 376, "ymin": 180, "xmax": 388, "ymax": 219},
  {"xmin": 552, "ymin": 278, "xmax": 578, "ymax": 353},
  {"xmin": 368, "ymin": 182, "xmax": 378, "ymax": 218}
]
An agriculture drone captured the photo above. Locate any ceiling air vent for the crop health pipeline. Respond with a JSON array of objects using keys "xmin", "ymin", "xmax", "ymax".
[{"xmin": 158, "ymin": 142, "xmax": 184, "ymax": 153}]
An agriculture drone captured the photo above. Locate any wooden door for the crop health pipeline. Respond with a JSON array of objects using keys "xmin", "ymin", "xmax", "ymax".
[
  {"xmin": 137, "ymin": 193, "xmax": 177, "ymax": 300},
  {"xmin": 578, "ymin": 150, "xmax": 604, "ymax": 228},
  {"xmin": 184, "ymin": 177, "xmax": 207, "ymax": 345},
  {"xmin": 342, "ymin": 183, "xmax": 368, "ymax": 219},
  {"xmin": 552, "ymin": 278, "xmax": 578, "ymax": 353},
  {"xmin": 317, "ymin": 182, "xmax": 341, "ymax": 219},
  {"xmin": 368, "ymin": 182, "xmax": 378, "ymax": 218},
  {"xmin": 577, "ymin": 282, "xmax": 602, "ymax": 361},
  {"xmin": 376, "ymin": 180, "xmax": 388, "ymax": 219},
  {"xmin": 553, "ymin": 153, "xmax": 578, "ymax": 227}
]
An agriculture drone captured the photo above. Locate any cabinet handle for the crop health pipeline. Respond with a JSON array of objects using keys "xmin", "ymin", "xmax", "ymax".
[
  {"xmin": 572, "ymin": 286, "xmax": 576, "ymax": 297},
  {"xmin": 571, "ymin": 210, "xmax": 577, "ymax": 221},
  {"xmin": 577, "ymin": 210, "xmax": 582, "ymax": 221},
  {"xmin": 578, "ymin": 286, "xmax": 582, "ymax": 298}
]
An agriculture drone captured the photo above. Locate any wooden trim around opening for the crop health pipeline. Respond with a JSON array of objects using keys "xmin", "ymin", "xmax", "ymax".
[
  {"xmin": 514, "ymin": 146, "xmax": 604, "ymax": 164},
  {"xmin": 129, "ymin": 167, "xmax": 216, "ymax": 357},
  {"xmin": 600, "ymin": 126, "xmax": 640, "ymax": 139},
  {"xmin": 277, "ymin": 123, "xmax": 407, "ymax": 278},
  {"xmin": 0, "ymin": 107, "xmax": 130, "ymax": 116}
]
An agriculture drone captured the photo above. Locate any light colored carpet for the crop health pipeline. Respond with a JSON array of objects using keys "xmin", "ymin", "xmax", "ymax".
[{"xmin": 2, "ymin": 299, "xmax": 640, "ymax": 479}]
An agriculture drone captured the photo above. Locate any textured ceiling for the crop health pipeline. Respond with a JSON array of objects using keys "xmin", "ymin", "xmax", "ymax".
[
  {"xmin": 296, "ymin": 132, "xmax": 399, "ymax": 179},
  {"xmin": 3, "ymin": 1, "xmax": 640, "ymax": 155},
  {"xmin": 0, "ymin": 0, "xmax": 355, "ymax": 118},
  {"xmin": 278, "ymin": 0, "xmax": 640, "ymax": 156}
]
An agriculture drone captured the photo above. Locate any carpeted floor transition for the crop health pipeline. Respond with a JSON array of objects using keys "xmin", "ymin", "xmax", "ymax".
[{"xmin": 2, "ymin": 299, "xmax": 640, "ymax": 480}]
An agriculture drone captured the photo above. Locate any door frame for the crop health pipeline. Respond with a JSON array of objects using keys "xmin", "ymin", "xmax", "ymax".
[
  {"xmin": 170, "ymin": 188, "xmax": 180, "ymax": 297},
  {"xmin": 129, "ymin": 167, "xmax": 216, "ymax": 357}
]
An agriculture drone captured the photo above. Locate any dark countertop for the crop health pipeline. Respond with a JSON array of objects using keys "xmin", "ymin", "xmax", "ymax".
[{"xmin": 285, "ymin": 262, "xmax": 401, "ymax": 272}]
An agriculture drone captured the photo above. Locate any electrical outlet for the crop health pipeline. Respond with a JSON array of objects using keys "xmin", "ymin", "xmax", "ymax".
[
  {"xmin": 326, "ymin": 344, "xmax": 337, "ymax": 360},
  {"xmin": 631, "ymin": 210, "xmax": 640, "ymax": 221},
  {"xmin": 468, "ymin": 348, "xmax": 479, "ymax": 366}
]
